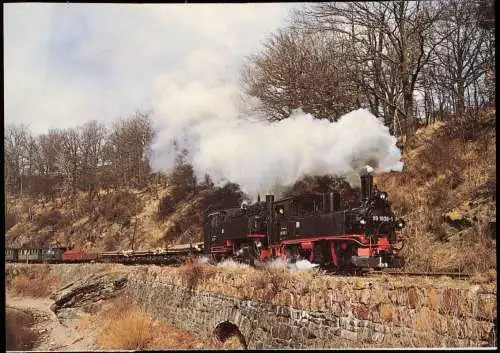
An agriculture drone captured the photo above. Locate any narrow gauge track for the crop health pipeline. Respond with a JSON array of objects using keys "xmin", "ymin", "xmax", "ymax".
[{"xmin": 367, "ymin": 269, "xmax": 472, "ymax": 279}]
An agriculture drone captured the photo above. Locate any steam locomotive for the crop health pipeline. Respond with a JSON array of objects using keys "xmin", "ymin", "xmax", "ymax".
[{"xmin": 203, "ymin": 170, "xmax": 405, "ymax": 270}]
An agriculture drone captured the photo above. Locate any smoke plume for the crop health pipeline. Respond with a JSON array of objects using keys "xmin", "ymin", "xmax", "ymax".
[{"xmin": 151, "ymin": 107, "xmax": 403, "ymax": 198}]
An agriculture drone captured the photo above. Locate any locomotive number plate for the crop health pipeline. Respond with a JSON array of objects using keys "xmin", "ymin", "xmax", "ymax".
[{"xmin": 372, "ymin": 215, "xmax": 394, "ymax": 222}]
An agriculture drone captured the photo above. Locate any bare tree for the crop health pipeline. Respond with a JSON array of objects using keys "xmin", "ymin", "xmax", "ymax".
[
  {"xmin": 37, "ymin": 130, "xmax": 66, "ymax": 201},
  {"xmin": 241, "ymin": 27, "xmax": 359, "ymax": 122},
  {"xmin": 4, "ymin": 124, "xmax": 29, "ymax": 196},
  {"xmin": 294, "ymin": 1, "xmax": 448, "ymax": 136},
  {"xmin": 107, "ymin": 111, "xmax": 154, "ymax": 189},
  {"xmin": 78, "ymin": 120, "xmax": 106, "ymax": 200},
  {"xmin": 430, "ymin": 0, "xmax": 493, "ymax": 118},
  {"xmin": 56, "ymin": 128, "xmax": 82, "ymax": 199}
]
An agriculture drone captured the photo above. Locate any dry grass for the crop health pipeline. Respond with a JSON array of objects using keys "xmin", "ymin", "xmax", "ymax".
[
  {"xmin": 9, "ymin": 265, "xmax": 62, "ymax": 298},
  {"xmin": 100, "ymin": 307, "xmax": 153, "ymax": 350},
  {"xmin": 98, "ymin": 295, "xmax": 152, "ymax": 349},
  {"xmin": 177, "ymin": 262, "xmax": 219, "ymax": 291},
  {"xmin": 6, "ymin": 308, "xmax": 39, "ymax": 350},
  {"xmin": 98, "ymin": 295, "xmax": 135, "ymax": 320},
  {"xmin": 98, "ymin": 295, "xmax": 213, "ymax": 350},
  {"xmin": 149, "ymin": 320, "xmax": 221, "ymax": 349},
  {"xmin": 375, "ymin": 109, "xmax": 496, "ymax": 274},
  {"xmin": 75, "ymin": 314, "xmax": 93, "ymax": 330}
]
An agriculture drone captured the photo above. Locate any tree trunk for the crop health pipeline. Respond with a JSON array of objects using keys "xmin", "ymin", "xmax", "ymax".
[{"xmin": 456, "ymin": 81, "xmax": 465, "ymax": 119}]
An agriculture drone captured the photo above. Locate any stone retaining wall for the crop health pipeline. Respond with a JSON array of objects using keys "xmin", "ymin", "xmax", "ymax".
[{"xmin": 125, "ymin": 266, "xmax": 496, "ymax": 348}]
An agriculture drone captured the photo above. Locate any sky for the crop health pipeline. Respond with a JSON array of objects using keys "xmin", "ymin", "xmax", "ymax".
[{"xmin": 4, "ymin": 3, "xmax": 299, "ymax": 135}]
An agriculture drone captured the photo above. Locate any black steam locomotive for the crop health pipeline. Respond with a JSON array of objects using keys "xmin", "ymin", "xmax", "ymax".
[{"xmin": 203, "ymin": 171, "xmax": 405, "ymax": 270}]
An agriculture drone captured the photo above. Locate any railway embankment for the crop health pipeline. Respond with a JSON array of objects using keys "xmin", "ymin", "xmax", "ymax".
[{"xmin": 5, "ymin": 263, "xmax": 497, "ymax": 348}]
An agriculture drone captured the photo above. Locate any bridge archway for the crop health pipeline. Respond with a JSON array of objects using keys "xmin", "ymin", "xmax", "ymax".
[{"xmin": 212, "ymin": 320, "xmax": 248, "ymax": 350}]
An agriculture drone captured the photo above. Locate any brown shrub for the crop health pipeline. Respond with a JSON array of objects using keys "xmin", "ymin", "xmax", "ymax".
[
  {"xmin": 6, "ymin": 308, "xmax": 38, "ymax": 350},
  {"xmin": 9, "ymin": 266, "xmax": 61, "ymax": 298},
  {"xmin": 177, "ymin": 263, "xmax": 219, "ymax": 291},
  {"xmin": 6, "ymin": 211, "xmax": 19, "ymax": 231},
  {"xmin": 249, "ymin": 267, "xmax": 289, "ymax": 303},
  {"xmin": 97, "ymin": 190, "xmax": 143, "ymax": 224},
  {"xmin": 103, "ymin": 233, "xmax": 119, "ymax": 251},
  {"xmin": 156, "ymin": 164, "xmax": 197, "ymax": 221},
  {"xmin": 99, "ymin": 308, "xmax": 153, "ymax": 350},
  {"xmin": 35, "ymin": 209, "xmax": 69, "ymax": 230},
  {"xmin": 156, "ymin": 185, "xmax": 196, "ymax": 221}
]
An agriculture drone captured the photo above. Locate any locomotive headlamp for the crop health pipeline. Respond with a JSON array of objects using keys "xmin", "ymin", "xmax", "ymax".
[
  {"xmin": 396, "ymin": 219, "xmax": 406, "ymax": 229},
  {"xmin": 380, "ymin": 192, "xmax": 388, "ymax": 200},
  {"xmin": 360, "ymin": 219, "xmax": 367, "ymax": 225}
]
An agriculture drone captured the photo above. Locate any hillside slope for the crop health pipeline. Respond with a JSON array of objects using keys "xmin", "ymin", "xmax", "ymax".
[
  {"xmin": 375, "ymin": 108, "xmax": 496, "ymax": 273},
  {"xmin": 6, "ymin": 185, "xmax": 205, "ymax": 252},
  {"xmin": 6, "ymin": 109, "xmax": 496, "ymax": 274}
]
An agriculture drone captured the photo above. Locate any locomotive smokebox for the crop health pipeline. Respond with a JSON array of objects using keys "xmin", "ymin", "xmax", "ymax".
[{"xmin": 360, "ymin": 172, "xmax": 374, "ymax": 201}]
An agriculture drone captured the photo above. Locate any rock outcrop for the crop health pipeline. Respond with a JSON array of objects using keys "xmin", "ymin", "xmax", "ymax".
[{"xmin": 50, "ymin": 271, "xmax": 128, "ymax": 314}]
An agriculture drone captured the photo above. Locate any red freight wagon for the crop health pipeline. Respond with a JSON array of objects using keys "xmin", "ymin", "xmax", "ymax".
[{"xmin": 63, "ymin": 249, "xmax": 99, "ymax": 263}]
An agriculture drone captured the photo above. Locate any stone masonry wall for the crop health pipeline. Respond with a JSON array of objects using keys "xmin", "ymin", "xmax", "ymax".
[{"xmin": 125, "ymin": 266, "xmax": 496, "ymax": 348}]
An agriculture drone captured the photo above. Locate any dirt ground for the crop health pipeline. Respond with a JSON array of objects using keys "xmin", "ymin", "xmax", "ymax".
[{"xmin": 6, "ymin": 293, "xmax": 98, "ymax": 351}]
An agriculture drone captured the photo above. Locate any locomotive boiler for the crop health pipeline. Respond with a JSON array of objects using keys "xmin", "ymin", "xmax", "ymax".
[{"xmin": 203, "ymin": 170, "xmax": 405, "ymax": 270}]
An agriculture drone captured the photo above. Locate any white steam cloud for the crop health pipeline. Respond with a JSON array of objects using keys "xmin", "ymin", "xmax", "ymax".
[{"xmin": 151, "ymin": 106, "xmax": 403, "ymax": 198}]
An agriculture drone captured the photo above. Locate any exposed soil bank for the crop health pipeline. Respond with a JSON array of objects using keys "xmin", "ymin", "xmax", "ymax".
[{"xmin": 6, "ymin": 294, "xmax": 97, "ymax": 351}]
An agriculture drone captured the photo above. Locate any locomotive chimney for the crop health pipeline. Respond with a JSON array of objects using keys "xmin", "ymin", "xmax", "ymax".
[{"xmin": 360, "ymin": 169, "xmax": 374, "ymax": 201}]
